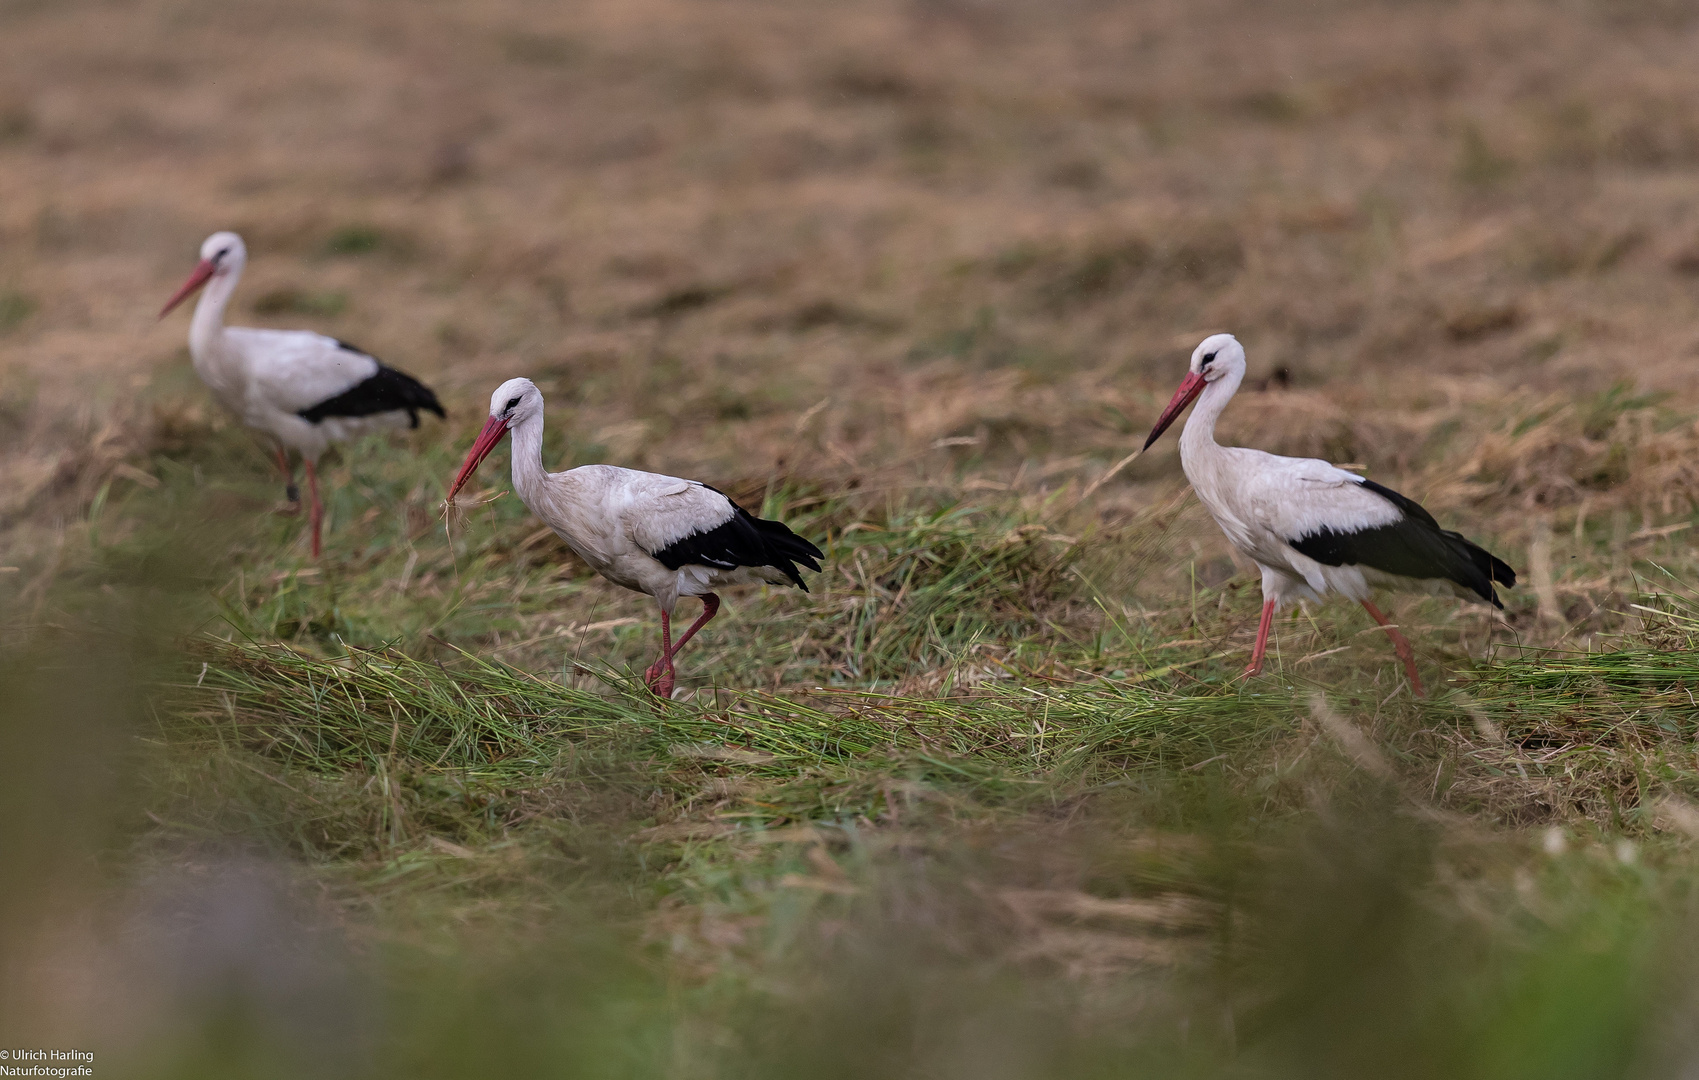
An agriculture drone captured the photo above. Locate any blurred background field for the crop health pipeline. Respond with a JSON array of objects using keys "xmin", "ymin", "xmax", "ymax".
[{"xmin": 7, "ymin": 0, "xmax": 1699, "ymax": 1075}]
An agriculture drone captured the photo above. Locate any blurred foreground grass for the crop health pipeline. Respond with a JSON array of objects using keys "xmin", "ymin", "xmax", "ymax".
[{"xmin": 6, "ymin": 406, "xmax": 1699, "ymax": 1077}]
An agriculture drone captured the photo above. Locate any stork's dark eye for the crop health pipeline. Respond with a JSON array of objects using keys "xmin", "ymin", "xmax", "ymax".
[
  {"xmin": 213, "ymin": 248, "xmax": 230, "ymax": 263},
  {"xmin": 1201, "ymin": 351, "xmax": 1218, "ymax": 366},
  {"xmin": 504, "ymin": 396, "xmax": 521, "ymax": 414}
]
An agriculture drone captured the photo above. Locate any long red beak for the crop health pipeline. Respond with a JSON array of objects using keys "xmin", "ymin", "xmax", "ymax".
[
  {"xmin": 159, "ymin": 259, "xmax": 216, "ymax": 319},
  {"xmin": 448, "ymin": 416, "xmax": 511, "ymax": 500},
  {"xmin": 1142, "ymin": 372, "xmax": 1208, "ymax": 450}
]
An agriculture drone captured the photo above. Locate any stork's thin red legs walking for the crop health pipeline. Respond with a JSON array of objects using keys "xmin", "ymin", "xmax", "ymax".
[
  {"xmin": 643, "ymin": 595, "xmax": 721, "ymax": 698},
  {"xmin": 665, "ymin": 594, "xmax": 721, "ymax": 662},
  {"xmin": 304, "ymin": 459, "xmax": 323, "ymax": 559},
  {"xmin": 645, "ymin": 610, "xmax": 676, "ymax": 698},
  {"xmin": 1361, "ymin": 600, "xmax": 1424, "ymax": 697},
  {"xmin": 274, "ymin": 447, "xmax": 300, "ymax": 509},
  {"xmin": 1244, "ymin": 600, "xmax": 1277, "ymax": 677}
]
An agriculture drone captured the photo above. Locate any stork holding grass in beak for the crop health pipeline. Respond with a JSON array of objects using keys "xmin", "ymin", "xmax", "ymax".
[
  {"xmin": 1142, "ymin": 334, "xmax": 1515, "ymax": 695},
  {"xmin": 159, "ymin": 231, "xmax": 444, "ymax": 556},
  {"xmin": 446, "ymin": 379, "xmax": 824, "ymax": 698}
]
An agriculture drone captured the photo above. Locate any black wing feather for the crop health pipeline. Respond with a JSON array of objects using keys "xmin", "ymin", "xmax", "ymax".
[
  {"xmin": 1288, "ymin": 478, "xmax": 1516, "ymax": 608},
  {"xmin": 297, "ymin": 344, "xmax": 446, "ymax": 429},
  {"xmin": 649, "ymin": 492, "xmax": 824, "ymax": 591}
]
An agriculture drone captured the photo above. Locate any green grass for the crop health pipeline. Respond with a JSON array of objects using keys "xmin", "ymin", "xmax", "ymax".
[
  {"xmin": 16, "ymin": 397, "xmax": 1699, "ymax": 1077},
  {"xmin": 322, "ymin": 224, "xmax": 395, "ymax": 257},
  {"xmin": 0, "ymin": 289, "xmax": 35, "ymax": 333},
  {"xmin": 163, "ymin": 635, "xmax": 1302, "ymax": 854},
  {"xmin": 251, "ymin": 286, "xmax": 349, "ymax": 317}
]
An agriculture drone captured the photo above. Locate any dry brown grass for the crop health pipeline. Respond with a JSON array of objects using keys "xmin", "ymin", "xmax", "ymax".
[{"xmin": 5, "ymin": 0, "xmax": 1699, "ymax": 568}]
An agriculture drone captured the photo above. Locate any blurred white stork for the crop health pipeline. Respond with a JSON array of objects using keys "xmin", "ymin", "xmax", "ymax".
[
  {"xmin": 1142, "ymin": 334, "xmax": 1515, "ymax": 695},
  {"xmin": 159, "ymin": 231, "xmax": 444, "ymax": 556},
  {"xmin": 447, "ymin": 378, "xmax": 824, "ymax": 697}
]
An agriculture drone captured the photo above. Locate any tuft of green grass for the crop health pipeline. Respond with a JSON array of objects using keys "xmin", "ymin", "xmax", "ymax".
[
  {"xmin": 1456, "ymin": 121, "xmax": 1516, "ymax": 188},
  {"xmin": 0, "ymin": 290, "xmax": 35, "ymax": 333},
  {"xmin": 251, "ymin": 287, "xmax": 348, "ymax": 317},
  {"xmin": 0, "ymin": 103, "xmax": 31, "ymax": 142},
  {"xmin": 322, "ymin": 225, "xmax": 406, "ymax": 258},
  {"xmin": 822, "ymin": 507, "xmax": 1085, "ymax": 682},
  {"xmin": 499, "ymin": 32, "xmax": 584, "ymax": 67},
  {"xmin": 172, "ymin": 636, "xmax": 1298, "ymax": 817}
]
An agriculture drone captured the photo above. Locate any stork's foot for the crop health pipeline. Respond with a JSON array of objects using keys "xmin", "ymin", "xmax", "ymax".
[
  {"xmin": 642, "ymin": 659, "xmax": 675, "ymax": 698},
  {"xmin": 1242, "ymin": 660, "xmax": 1264, "ymax": 678}
]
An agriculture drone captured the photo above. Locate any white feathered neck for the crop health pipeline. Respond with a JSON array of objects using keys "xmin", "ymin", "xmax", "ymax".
[{"xmin": 1178, "ymin": 359, "xmax": 1246, "ymax": 461}]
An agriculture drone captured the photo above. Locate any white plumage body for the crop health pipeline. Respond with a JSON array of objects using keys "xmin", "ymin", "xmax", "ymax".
[
  {"xmin": 195, "ymin": 326, "xmax": 411, "ymax": 460},
  {"xmin": 1181, "ymin": 441, "xmax": 1466, "ymax": 610},
  {"xmin": 175, "ymin": 234, "xmax": 426, "ymax": 462},
  {"xmin": 510, "ymin": 458, "xmax": 795, "ymax": 615}
]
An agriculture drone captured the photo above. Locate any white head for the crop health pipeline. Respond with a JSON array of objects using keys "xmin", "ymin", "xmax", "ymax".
[
  {"xmin": 1143, "ymin": 333, "xmax": 1245, "ymax": 450},
  {"xmin": 486, "ymin": 377, "xmax": 544, "ymax": 426},
  {"xmin": 449, "ymin": 378, "xmax": 545, "ymax": 499},
  {"xmin": 199, "ymin": 231, "xmax": 247, "ymax": 273},
  {"xmin": 159, "ymin": 231, "xmax": 249, "ymax": 318},
  {"xmin": 1189, "ymin": 332, "xmax": 1245, "ymax": 382}
]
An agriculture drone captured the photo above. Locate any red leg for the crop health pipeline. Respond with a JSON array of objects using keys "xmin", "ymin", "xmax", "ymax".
[
  {"xmin": 274, "ymin": 446, "xmax": 300, "ymax": 507},
  {"xmin": 1361, "ymin": 600, "xmax": 1424, "ymax": 697},
  {"xmin": 305, "ymin": 459, "xmax": 323, "ymax": 559},
  {"xmin": 665, "ymin": 594, "xmax": 721, "ymax": 661},
  {"xmin": 1244, "ymin": 600, "xmax": 1276, "ymax": 676},
  {"xmin": 644, "ymin": 610, "xmax": 675, "ymax": 697}
]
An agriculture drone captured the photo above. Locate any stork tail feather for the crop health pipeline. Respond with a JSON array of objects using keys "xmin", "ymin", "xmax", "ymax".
[
  {"xmin": 1289, "ymin": 478, "xmax": 1516, "ymax": 608},
  {"xmin": 298, "ymin": 359, "xmax": 445, "ymax": 427},
  {"xmin": 649, "ymin": 499, "xmax": 823, "ymax": 591}
]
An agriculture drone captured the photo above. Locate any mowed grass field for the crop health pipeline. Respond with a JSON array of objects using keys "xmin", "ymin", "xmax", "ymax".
[{"xmin": 8, "ymin": 0, "xmax": 1699, "ymax": 1074}]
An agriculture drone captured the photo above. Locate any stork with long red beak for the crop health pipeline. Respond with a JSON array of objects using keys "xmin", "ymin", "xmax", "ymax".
[
  {"xmin": 1143, "ymin": 334, "xmax": 1516, "ymax": 695},
  {"xmin": 159, "ymin": 231, "xmax": 444, "ymax": 556},
  {"xmin": 448, "ymin": 378, "xmax": 824, "ymax": 697}
]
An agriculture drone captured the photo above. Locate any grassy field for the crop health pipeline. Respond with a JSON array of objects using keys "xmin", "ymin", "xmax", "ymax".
[{"xmin": 8, "ymin": 0, "xmax": 1699, "ymax": 1074}]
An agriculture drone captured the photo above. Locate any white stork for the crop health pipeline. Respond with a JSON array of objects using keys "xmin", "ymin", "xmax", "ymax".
[
  {"xmin": 1142, "ymin": 334, "xmax": 1515, "ymax": 695},
  {"xmin": 446, "ymin": 378, "xmax": 824, "ymax": 697},
  {"xmin": 159, "ymin": 231, "xmax": 444, "ymax": 557}
]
